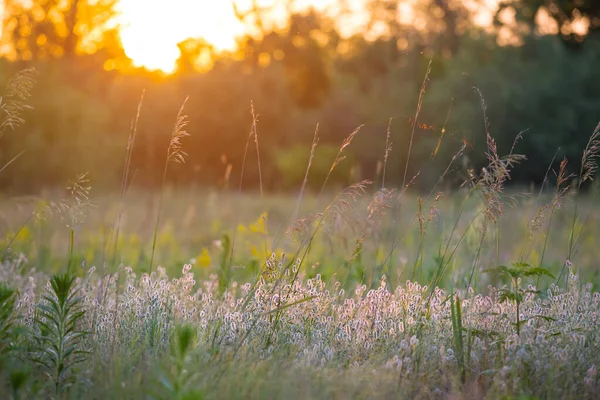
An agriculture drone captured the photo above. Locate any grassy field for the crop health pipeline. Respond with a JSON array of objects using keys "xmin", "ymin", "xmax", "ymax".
[
  {"xmin": 1, "ymin": 69, "xmax": 600, "ymax": 398},
  {"xmin": 1, "ymin": 183, "xmax": 600, "ymax": 399},
  {"xmin": 2, "ymin": 186, "xmax": 600, "ymax": 290}
]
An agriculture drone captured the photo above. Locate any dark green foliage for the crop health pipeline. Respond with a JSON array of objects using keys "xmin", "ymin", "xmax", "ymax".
[
  {"xmin": 0, "ymin": 284, "xmax": 33, "ymax": 399},
  {"xmin": 219, "ymin": 233, "xmax": 232, "ymax": 295},
  {"xmin": 449, "ymin": 292, "xmax": 465, "ymax": 383},
  {"xmin": 496, "ymin": 0, "xmax": 600, "ymax": 43},
  {"xmin": 32, "ymin": 273, "xmax": 89, "ymax": 396},
  {"xmin": 152, "ymin": 324, "xmax": 204, "ymax": 400},
  {"xmin": 486, "ymin": 262, "xmax": 555, "ymax": 335},
  {"xmin": 0, "ymin": 284, "xmax": 17, "ymax": 357},
  {"xmin": 2, "ymin": 8, "xmax": 600, "ymax": 193}
]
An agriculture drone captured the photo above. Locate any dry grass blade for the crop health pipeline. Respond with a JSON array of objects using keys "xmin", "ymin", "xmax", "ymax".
[
  {"xmin": 111, "ymin": 91, "xmax": 144, "ymax": 270},
  {"xmin": 331, "ymin": 180, "xmax": 372, "ymax": 210},
  {"xmin": 167, "ymin": 97, "xmax": 190, "ymax": 164},
  {"xmin": 150, "ymin": 97, "xmax": 191, "ymax": 275},
  {"xmin": 473, "ymin": 88, "xmax": 526, "ymax": 226},
  {"xmin": 67, "ymin": 172, "xmax": 92, "ymax": 205},
  {"xmin": 403, "ymin": 58, "xmax": 432, "ymax": 190},
  {"xmin": 289, "ymin": 125, "xmax": 320, "ymax": 232},
  {"xmin": 251, "ymin": 102, "xmax": 264, "ymax": 197},
  {"xmin": 0, "ymin": 149, "xmax": 26, "ymax": 175},
  {"xmin": 554, "ymin": 157, "xmax": 574, "ymax": 208},
  {"xmin": 0, "ymin": 68, "xmax": 36, "ymax": 138},
  {"xmin": 581, "ymin": 122, "xmax": 600, "ymax": 185},
  {"xmin": 431, "ymin": 98, "xmax": 454, "ymax": 159},
  {"xmin": 382, "ymin": 118, "xmax": 393, "ymax": 189},
  {"xmin": 36, "ymin": 172, "xmax": 94, "ymax": 228},
  {"xmin": 528, "ymin": 203, "xmax": 552, "ymax": 237},
  {"xmin": 320, "ymin": 124, "xmax": 363, "ymax": 195},
  {"xmin": 428, "ymin": 143, "xmax": 466, "ymax": 198},
  {"xmin": 368, "ymin": 188, "xmax": 396, "ymax": 219},
  {"xmin": 286, "ymin": 212, "xmax": 324, "ymax": 241}
]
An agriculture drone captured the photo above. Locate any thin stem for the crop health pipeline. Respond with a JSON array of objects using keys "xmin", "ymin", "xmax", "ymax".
[
  {"xmin": 67, "ymin": 227, "xmax": 74, "ymax": 275},
  {"xmin": 111, "ymin": 91, "xmax": 144, "ymax": 272},
  {"xmin": 382, "ymin": 118, "xmax": 392, "ymax": 190},
  {"xmin": 149, "ymin": 166, "xmax": 168, "ymax": 276},
  {"xmin": 388, "ymin": 59, "xmax": 432, "ymax": 274},
  {"xmin": 149, "ymin": 98, "xmax": 189, "ymax": 275},
  {"xmin": 228, "ymin": 130, "xmax": 254, "ymax": 281},
  {"xmin": 2, "ymin": 210, "xmax": 35, "ymax": 260},
  {"xmin": 250, "ymin": 102, "xmax": 264, "ymax": 198},
  {"xmin": 250, "ymin": 102, "xmax": 269, "ymax": 262}
]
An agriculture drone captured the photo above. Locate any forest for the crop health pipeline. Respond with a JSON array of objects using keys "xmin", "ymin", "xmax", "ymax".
[{"xmin": 1, "ymin": 0, "xmax": 598, "ymax": 193}]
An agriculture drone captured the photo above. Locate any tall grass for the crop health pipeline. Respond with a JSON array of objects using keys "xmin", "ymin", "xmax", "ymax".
[
  {"xmin": 2, "ymin": 68, "xmax": 600, "ymax": 399},
  {"xmin": 109, "ymin": 91, "xmax": 144, "ymax": 272},
  {"xmin": 149, "ymin": 98, "xmax": 190, "ymax": 276},
  {"xmin": 559, "ymin": 122, "xmax": 600, "ymax": 285}
]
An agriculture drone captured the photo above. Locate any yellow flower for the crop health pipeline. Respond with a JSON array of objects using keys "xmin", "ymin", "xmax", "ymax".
[
  {"xmin": 198, "ymin": 248, "xmax": 212, "ymax": 268},
  {"xmin": 14, "ymin": 225, "xmax": 31, "ymax": 242},
  {"xmin": 250, "ymin": 212, "xmax": 268, "ymax": 234}
]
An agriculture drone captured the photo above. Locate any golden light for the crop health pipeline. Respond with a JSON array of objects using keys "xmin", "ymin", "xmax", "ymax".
[
  {"xmin": 115, "ymin": 0, "xmax": 500, "ymax": 74},
  {"xmin": 117, "ymin": 0, "xmax": 361, "ymax": 73},
  {"xmin": 117, "ymin": 0, "xmax": 248, "ymax": 73}
]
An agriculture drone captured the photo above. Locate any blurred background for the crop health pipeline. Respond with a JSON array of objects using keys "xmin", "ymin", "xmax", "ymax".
[{"xmin": 0, "ymin": 0, "xmax": 599, "ymax": 194}]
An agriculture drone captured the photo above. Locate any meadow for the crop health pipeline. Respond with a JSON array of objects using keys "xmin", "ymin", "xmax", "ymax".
[{"xmin": 1, "ymin": 69, "xmax": 600, "ymax": 399}]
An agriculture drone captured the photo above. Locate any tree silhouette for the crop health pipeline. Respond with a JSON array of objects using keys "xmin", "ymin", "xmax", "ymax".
[
  {"xmin": 1, "ymin": 0, "xmax": 119, "ymax": 60},
  {"xmin": 176, "ymin": 38, "xmax": 215, "ymax": 74},
  {"xmin": 496, "ymin": 0, "xmax": 600, "ymax": 43},
  {"xmin": 366, "ymin": 0, "xmax": 470, "ymax": 57}
]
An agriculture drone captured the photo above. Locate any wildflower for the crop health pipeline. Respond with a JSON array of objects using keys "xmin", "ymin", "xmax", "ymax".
[{"xmin": 410, "ymin": 335, "xmax": 419, "ymax": 347}]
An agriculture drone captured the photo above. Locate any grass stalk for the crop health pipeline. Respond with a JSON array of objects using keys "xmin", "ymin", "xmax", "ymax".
[
  {"xmin": 110, "ymin": 91, "xmax": 144, "ymax": 272},
  {"xmin": 387, "ymin": 59, "xmax": 432, "ymax": 272},
  {"xmin": 149, "ymin": 97, "xmax": 189, "ymax": 276},
  {"xmin": 558, "ymin": 122, "xmax": 600, "ymax": 285}
]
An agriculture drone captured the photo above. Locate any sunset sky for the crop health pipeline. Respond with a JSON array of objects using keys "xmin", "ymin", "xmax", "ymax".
[
  {"xmin": 0, "ymin": 0, "xmax": 587, "ymax": 72},
  {"xmin": 114, "ymin": 0, "xmax": 580, "ymax": 73},
  {"xmin": 117, "ymin": 0, "xmax": 503, "ymax": 73},
  {"xmin": 117, "ymin": 0, "xmax": 366, "ymax": 73}
]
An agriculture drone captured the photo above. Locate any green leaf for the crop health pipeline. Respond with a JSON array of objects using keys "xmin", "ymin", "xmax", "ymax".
[
  {"xmin": 523, "ymin": 267, "xmax": 555, "ymax": 279},
  {"xmin": 529, "ymin": 315, "xmax": 557, "ymax": 323},
  {"xmin": 32, "ymin": 273, "xmax": 89, "ymax": 394},
  {"xmin": 486, "ymin": 265, "xmax": 520, "ymax": 279},
  {"xmin": 498, "ymin": 291, "xmax": 516, "ymax": 303}
]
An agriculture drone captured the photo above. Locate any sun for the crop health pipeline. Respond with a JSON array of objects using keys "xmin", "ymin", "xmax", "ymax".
[
  {"xmin": 117, "ymin": 1, "xmax": 249, "ymax": 73},
  {"xmin": 116, "ymin": 0, "xmax": 354, "ymax": 73}
]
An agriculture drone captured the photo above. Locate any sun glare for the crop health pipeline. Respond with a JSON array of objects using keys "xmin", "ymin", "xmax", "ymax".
[
  {"xmin": 118, "ymin": 1, "xmax": 249, "ymax": 73},
  {"xmin": 117, "ymin": 0, "xmax": 358, "ymax": 73},
  {"xmin": 117, "ymin": 0, "xmax": 502, "ymax": 74}
]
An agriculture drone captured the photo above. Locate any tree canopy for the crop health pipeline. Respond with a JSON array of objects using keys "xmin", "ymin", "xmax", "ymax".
[{"xmin": 0, "ymin": 0, "xmax": 599, "ymax": 193}]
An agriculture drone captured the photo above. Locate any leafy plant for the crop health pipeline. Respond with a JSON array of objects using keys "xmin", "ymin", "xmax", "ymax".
[
  {"xmin": 154, "ymin": 324, "xmax": 204, "ymax": 400},
  {"xmin": 32, "ymin": 273, "xmax": 89, "ymax": 396},
  {"xmin": 9, "ymin": 366, "xmax": 31, "ymax": 400},
  {"xmin": 218, "ymin": 233, "xmax": 231, "ymax": 295},
  {"xmin": 0, "ymin": 283, "xmax": 31, "ymax": 399},
  {"xmin": 0, "ymin": 284, "xmax": 17, "ymax": 359},
  {"xmin": 486, "ymin": 262, "xmax": 555, "ymax": 335},
  {"xmin": 449, "ymin": 292, "xmax": 466, "ymax": 384}
]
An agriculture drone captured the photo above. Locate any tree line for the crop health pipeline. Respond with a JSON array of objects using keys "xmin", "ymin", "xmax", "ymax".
[{"xmin": 1, "ymin": 0, "xmax": 599, "ymax": 193}]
